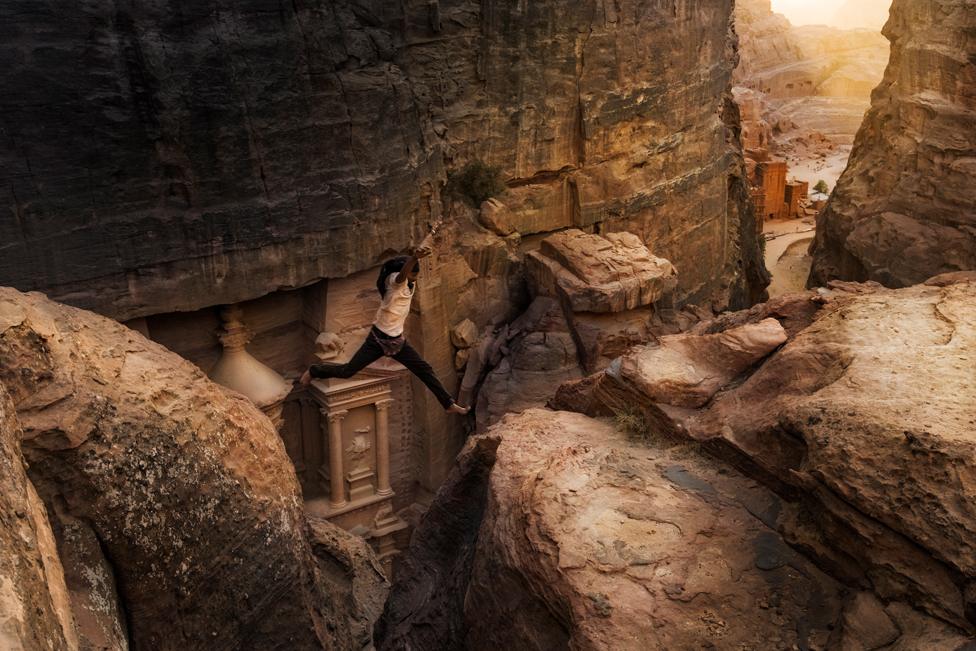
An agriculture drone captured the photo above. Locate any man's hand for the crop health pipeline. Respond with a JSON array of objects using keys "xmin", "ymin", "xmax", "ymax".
[
  {"xmin": 300, "ymin": 369, "xmax": 312, "ymax": 386},
  {"xmin": 417, "ymin": 231, "xmax": 436, "ymax": 253}
]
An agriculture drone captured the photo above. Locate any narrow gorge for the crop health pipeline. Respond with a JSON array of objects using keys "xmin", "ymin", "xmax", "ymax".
[{"xmin": 1, "ymin": 1, "xmax": 974, "ymax": 650}]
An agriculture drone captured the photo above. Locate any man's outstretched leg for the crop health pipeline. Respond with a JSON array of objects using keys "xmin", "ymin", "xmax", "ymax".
[
  {"xmin": 301, "ymin": 335, "xmax": 383, "ymax": 384},
  {"xmin": 393, "ymin": 341, "xmax": 469, "ymax": 414}
]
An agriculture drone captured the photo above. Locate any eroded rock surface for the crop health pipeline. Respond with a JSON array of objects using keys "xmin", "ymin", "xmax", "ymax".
[
  {"xmin": 809, "ymin": 0, "xmax": 976, "ymax": 287},
  {"xmin": 527, "ymin": 230, "xmax": 677, "ymax": 314},
  {"xmin": 614, "ymin": 318, "xmax": 787, "ymax": 409},
  {"xmin": 556, "ymin": 276, "xmax": 976, "ymax": 636},
  {"xmin": 375, "ymin": 435, "xmax": 500, "ymax": 651},
  {"xmin": 0, "ymin": 385, "xmax": 78, "ymax": 651},
  {"xmin": 0, "ymin": 287, "xmax": 386, "ymax": 650},
  {"xmin": 1, "ymin": 0, "xmax": 765, "ymax": 320},
  {"xmin": 460, "ymin": 409, "xmax": 973, "ymax": 650},
  {"xmin": 476, "ymin": 297, "xmax": 583, "ymax": 430}
]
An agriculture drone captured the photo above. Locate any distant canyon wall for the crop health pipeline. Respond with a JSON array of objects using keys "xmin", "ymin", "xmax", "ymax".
[
  {"xmin": 735, "ymin": 0, "xmax": 889, "ymax": 100},
  {"xmin": 809, "ymin": 0, "xmax": 976, "ymax": 287},
  {"xmin": 1, "ymin": 0, "xmax": 767, "ymax": 321}
]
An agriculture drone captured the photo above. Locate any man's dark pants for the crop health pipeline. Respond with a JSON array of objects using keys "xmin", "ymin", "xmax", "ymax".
[{"xmin": 310, "ymin": 327, "xmax": 454, "ymax": 409}]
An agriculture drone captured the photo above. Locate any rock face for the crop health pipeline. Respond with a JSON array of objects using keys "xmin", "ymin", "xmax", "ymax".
[
  {"xmin": 475, "ymin": 297, "xmax": 583, "ymax": 430},
  {"xmin": 527, "ymin": 230, "xmax": 677, "ymax": 314},
  {"xmin": 459, "ymin": 409, "xmax": 974, "ymax": 650},
  {"xmin": 0, "ymin": 0, "xmax": 766, "ymax": 320},
  {"xmin": 374, "ymin": 435, "xmax": 500, "ymax": 651},
  {"xmin": 0, "ymin": 288, "xmax": 386, "ymax": 650},
  {"xmin": 809, "ymin": 0, "xmax": 976, "ymax": 287},
  {"xmin": 0, "ymin": 385, "xmax": 77, "ymax": 651},
  {"xmin": 556, "ymin": 276, "xmax": 976, "ymax": 635}
]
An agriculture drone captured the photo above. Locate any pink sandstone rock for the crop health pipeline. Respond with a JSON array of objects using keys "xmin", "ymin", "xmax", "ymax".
[{"xmin": 527, "ymin": 229, "xmax": 677, "ymax": 314}]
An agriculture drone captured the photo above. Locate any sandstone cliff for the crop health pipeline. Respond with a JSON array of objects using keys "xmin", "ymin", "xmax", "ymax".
[
  {"xmin": 0, "ymin": 0, "xmax": 766, "ymax": 320},
  {"xmin": 809, "ymin": 0, "xmax": 976, "ymax": 287},
  {"xmin": 0, "ymin": 288, "xmax": 386, "ymax": 650}
]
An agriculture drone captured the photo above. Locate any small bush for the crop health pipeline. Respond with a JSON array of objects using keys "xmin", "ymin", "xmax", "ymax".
[
  {"xmin": 449, "ymin": 160, "xmax": 505, "ymax": 206},
  {"xmin": 613, "ymin": 407, "xmax": 657, "ymax": 444}
]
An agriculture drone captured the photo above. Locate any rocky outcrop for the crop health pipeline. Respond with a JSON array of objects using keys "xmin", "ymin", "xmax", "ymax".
[
  {"xmin": 460, "ymin": 409, "xmax": 973, "ymax": 650},
  {"xmin": 527, "ymin": 230, "xmax": 677, "ymax": 314},
  {"xmin": 0, "ymin": 287, "xmax": 386, "ymax": 650},
  {"xmin": 472, "ymin": 230, "xmax": 680, "ymax": 428},
  {"xmin": 613, "ymin": 318, "xmax": 787, "ymax": 409},
  {"xmin": 809, "ymin": 0, "xmax": 976, "ymax": 288},
  {"xmin": 374, "ymin": 435, "xmax": 500, "ymax": 651},
  {"xmin": 0, "ymin": 385, "xmax": 78, "ymax": 651},
  {"xmin": 556, "ymin": 276, "xmax": 976, "ymax": 635},
  {"xmin": 0, "ymin": 0, "xmax": 766, "ymax": 320},
  {"xmin": 475, "ymin": 297, "xmax": 582, "ymax": 430},
  {"xmin": 527, "ymin": 229, "xmax": 678, "ymax": 372}
]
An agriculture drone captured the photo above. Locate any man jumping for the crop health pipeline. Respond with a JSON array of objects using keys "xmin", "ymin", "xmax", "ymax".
[{"xmin": 300, "ymin": 229, "xmax": 470, "ymax": 415}]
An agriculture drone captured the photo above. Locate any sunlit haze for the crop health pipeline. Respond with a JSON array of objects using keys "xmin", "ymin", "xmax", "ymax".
[{"xmin": 771, "ymin": 0, "xmax": 891, "ymax": 29}]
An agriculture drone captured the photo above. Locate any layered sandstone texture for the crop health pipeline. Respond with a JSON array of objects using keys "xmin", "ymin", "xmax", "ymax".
[
  {"xmin": 0, "ymin": 385, "xmax": 78, "ymax": 651},
  {"xmin": 555, "ymin": 276, "xmax": 976, "ymax": 637},
  {"xmin": 474, "ymin": 230, "xmax": 679, "ymax": 429},
  {"xmin": 461, "ymin": 409, "xmax": 974, "ymax": 650},
  {"xmin": 0, "ymin": 288, "xmax": 387, "ymax": 650},
  {"xmin": 809, "ymin": 0, "xmax": 976, "ymax": 287},
  {"xmin": 527, "ymin": 230, "xmax": 677, "ymax": 314},
  {"xmin": 0, "ymin": 0, "xmax": 766, "ymax": 321}
]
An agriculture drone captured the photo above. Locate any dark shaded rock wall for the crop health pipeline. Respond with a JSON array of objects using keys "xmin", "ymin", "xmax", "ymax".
[
  {"xmin": 1, "ymin": 0, "xmax": 766, "ymax": 320},
  {"xmin": 808, "ymin": 0, "xmax": 976, "ymax": 287}
]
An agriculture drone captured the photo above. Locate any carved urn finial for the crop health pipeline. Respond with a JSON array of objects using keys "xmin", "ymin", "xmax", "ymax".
[{"xmin": 209, "ymin": 304, "xmax": 290, "ymax": 429}]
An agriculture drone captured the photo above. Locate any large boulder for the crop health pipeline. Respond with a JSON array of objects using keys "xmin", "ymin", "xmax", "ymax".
[
  {"xmin": 0, "ymin": 287, "xmax": 386, "ymax": 650},
  {"xmin": 613, "ymin": 318, "xmax": 787, "ymax": 409},
  {"xmin": 461, "ymin": 409, "xmax": 971, "ymax": 650},
  {"xmin": 556, "ymin": 277, "xmax": 976, "ymax": 633},
  {"xmin": 527, "ymin": 230, "xmax": 677, "ymax": 314},
  {"xmin": 522, "ymin": 229, "xmax": 679, "ymax": 375}
]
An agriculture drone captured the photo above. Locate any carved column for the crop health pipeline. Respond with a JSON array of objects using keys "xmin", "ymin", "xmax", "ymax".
[
  {"xmin": 324, "ymin": 408, "xmax": 348, "ymax": 509},
  {"xmin": 375, "ymin": 399, "xmax": 395, "ymax": 496}
]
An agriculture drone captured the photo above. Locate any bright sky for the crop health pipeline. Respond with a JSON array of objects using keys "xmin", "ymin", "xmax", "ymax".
[
  {"xmin": 770, "ymin": 0, "xmax": 891, "ymax": 28},
  {"xmin": 771, "ymin": 0, "xmax": 845, "ymax": 25}
]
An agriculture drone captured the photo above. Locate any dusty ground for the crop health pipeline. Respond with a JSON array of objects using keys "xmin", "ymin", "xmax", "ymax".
[{"xmin": 764, "ymin": 217, "xmax": 816, "ymax": 295}]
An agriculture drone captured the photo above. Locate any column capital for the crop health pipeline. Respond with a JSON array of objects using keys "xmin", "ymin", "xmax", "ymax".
[
  {"xmin": 374, "ymin": 399, "xmax": 395, "ymax": 413},
  {"xmin": 324, "ymin": 408, "xmax": 349, "ymax": 423}
]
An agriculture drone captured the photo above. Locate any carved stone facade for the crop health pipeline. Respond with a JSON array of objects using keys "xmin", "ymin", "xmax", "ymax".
[
  {"xmin": 306, "ymin": 371, "xmax": 409, "ymax": 573},
  {"xmin": 129, "ymin": 279, "xmax": 420, "ymax": 574}
]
